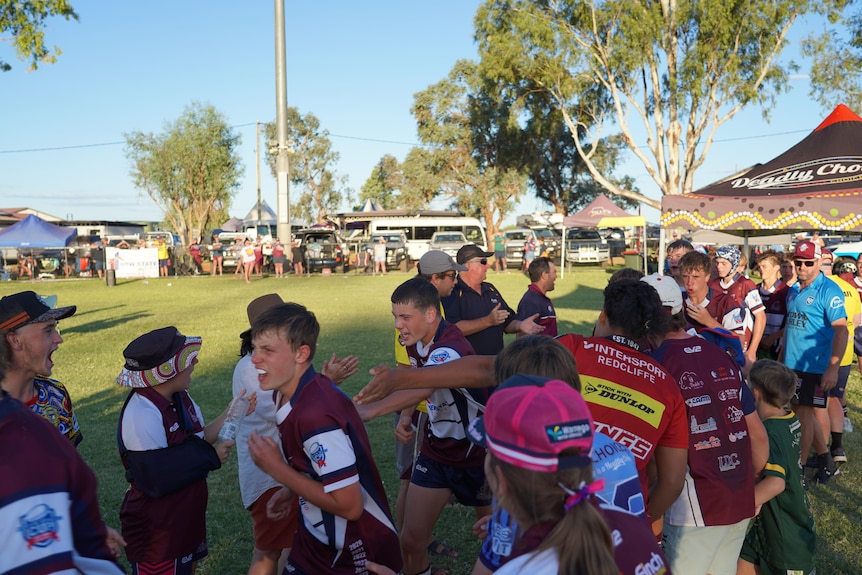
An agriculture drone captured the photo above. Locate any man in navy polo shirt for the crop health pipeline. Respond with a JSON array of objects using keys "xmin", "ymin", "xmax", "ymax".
[
  {"xmin": 442, "ymin": 244, "xmax": 543, "ymax": 355},
  {"xmin": 516, "ymin": 256, "xmax": 558, "ymax": 337}
]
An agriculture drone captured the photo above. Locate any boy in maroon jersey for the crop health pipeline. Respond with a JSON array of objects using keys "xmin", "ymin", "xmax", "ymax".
[{"xmin": 247, "ymin": 303, "xmax": 402, "ymax": 575}]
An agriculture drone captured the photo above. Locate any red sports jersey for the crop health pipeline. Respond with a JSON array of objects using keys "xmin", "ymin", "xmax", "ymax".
[
  {"xmin": 406, "ymin": 321, "xmax": 484, "ymax": 467},
  {"xmin": 275, "ymin": 369, "xmax": 402, "ymax": 575},
  {"xmin": 652, "ymin": 336, "xmax": 755, "ymax": 526},
  {"xmin": 711, "ymin": 274, "xmax": 765, "ymax": 352},
  {"xmin": 556, "ymin": 334, "xmax": 688, "ymax": 504}
]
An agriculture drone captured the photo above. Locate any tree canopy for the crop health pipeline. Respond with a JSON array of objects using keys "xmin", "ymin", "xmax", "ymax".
[
  {"xmin": 804, "ymin": 4, "xmax": 862, "ymax": 112},
  {"xmin": 125, "ymin": 102, "xmax": 243, "ymax": 245},
  {"xmin": 1, "ymin": 0, "xmax": 78, "ymax": 73},
  {"xmin": 408, "ymin": 59, "xmax": 528, "ymax": 234},
  {"xmin": 475, "ymin": 0, "xmax": 843, "ymax": 208},
  {"xmin": 265, "ymin": 108, "xmax": 350, "ymax": 224}
]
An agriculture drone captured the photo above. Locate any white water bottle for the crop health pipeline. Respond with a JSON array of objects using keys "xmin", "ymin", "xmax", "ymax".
[{"xmin": 218, "ymin": 395, "xmax": 249, "ymax": 442}]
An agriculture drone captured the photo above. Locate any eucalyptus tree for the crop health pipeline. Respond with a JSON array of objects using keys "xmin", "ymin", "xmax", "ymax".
[
  {"xmin": 125, "ymin": 102, "xmax": 243, "ymax": 244},
  {"xmin": 1, "ymin": 0, "xmax": 77, "ymax": 73},
  {"xmin": 476, "ymin": 0, "xmax": 843, "ymax": 207},
  {"xmin": 264, "ymin": 108, "xmax": 349, "ymax": 223}
]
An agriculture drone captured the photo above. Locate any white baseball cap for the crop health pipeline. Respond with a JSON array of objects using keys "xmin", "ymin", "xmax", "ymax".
[{"xmin": 640, "ymin": 273, "xmax": 683, "ymax": 315}]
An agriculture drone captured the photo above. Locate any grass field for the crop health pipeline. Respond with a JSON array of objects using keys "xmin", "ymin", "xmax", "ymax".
[{"xmin": 4, "ymin": 267, "xmax": 861, "ymax": 574}]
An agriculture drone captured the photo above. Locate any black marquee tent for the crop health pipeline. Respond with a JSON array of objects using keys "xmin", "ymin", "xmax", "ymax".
[{"xmin": 662, "ymin": 104, "xmax": 862, "ymax": 233}]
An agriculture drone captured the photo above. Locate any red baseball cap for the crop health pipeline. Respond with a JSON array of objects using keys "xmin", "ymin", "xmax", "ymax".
[
  {"xmin": 467, "ymin": 375, "xmax": 594, "ymax": 472},
  {"xmin": 793, "ymin": 240, "xmax": 821, "ymax": 260}
]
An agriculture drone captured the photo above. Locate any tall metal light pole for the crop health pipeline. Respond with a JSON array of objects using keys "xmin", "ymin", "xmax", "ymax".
[
  {"xmin": 256, "ymin": 120, "xmax": 262, "ymax": 233},
  {"xmin": 274, "ymin": 0, "xmax": 290, "ymax": 241}
]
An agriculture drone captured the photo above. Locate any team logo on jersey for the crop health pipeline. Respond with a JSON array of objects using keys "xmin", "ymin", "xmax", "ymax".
[
  {"xmin": 725, "ymin": 405, "xmax": 743, "ymax": 424},
  {"xmin": 690, "ymin": 415, "xmax": 718, "ymax": 434},
  {"xmin": 718, "ymin": 452, "xmax": 741, "ymax": 472},
  {"xmin": 18, "ymin": 504, "xmax": 62, "ymax": 549},
  {"xmin": 695, "ymin": 436, "xmax": 721, "ymax": 451},
  {"xmin": 635, "ymin": 551, "xmax": 668, "ymax": 575},
  {"xmin": 806, "ymin": 296, "xmax": 815, "ymax": 305},
  {"xmin": 428, "ymin": 349, "xmax": 453, "ymax": 364},
  {"xmin": 169, "ymin": 422, "xmax": 180, "ymax": 432},
  {"xmin": 678, "ymin": 371, "xmax": 704, "ymax": 390},
  {"xmin": 546, "ymin": 419, "xmax": 592, "ymax": 443},
  {"xmin": 718, "ymin": 388, "xmax": 739, "ymax": 401},
  {"xmin": 309, "ymin": 441, "xmax": 328, "ymax": 468},
  {"xmin": 830, "ymin": 296, "xmax": 844, "ymax": 309},
  {"xmin": 490, "ymin": 524, "xmax": 514, "ymax": 556},
  {"xmin": 728, "ymin": 430, "xmax": 748, "ymax": 442},
  {"xmin": 582, "ymin": 378, "xmax": 665, "ymax": 428},
  {"xmin": 685, "ymin": 395, "xmax": 711, "ymax": 408},
  {"xmin": 683, "ymin": 345, "xmax": 702, "ymax": 354}
]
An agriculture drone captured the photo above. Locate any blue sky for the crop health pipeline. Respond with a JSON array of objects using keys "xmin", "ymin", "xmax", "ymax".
[{"xmin": 0, "ymin": 2, "xmax": 834, "ymax": 227}]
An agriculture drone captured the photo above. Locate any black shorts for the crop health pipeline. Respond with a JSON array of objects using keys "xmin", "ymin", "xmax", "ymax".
[
  {"xmin": 411, "ymin": 452, "xmax": 492, "ymax": 507},
  {"xmin": 855, "ymin": 330, "xmax": 862, "ymax": 357},
  {"xmin": 793, "ymin": 370, "xmax": 827, "ymax": 408}
]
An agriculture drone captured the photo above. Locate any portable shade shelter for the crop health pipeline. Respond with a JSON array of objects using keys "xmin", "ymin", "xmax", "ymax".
[
  {"xmin": 560, "ymin": 194, "xmax": 646, "ymax": 277},
  {"xmin": 0, "ymin": 214, "xmax": 77, "ymax": 278},
  {"xmin": 660, "ymin": 104, "xmax": 862, "ymax": 269},
  {"xmin": 662, "ymin": 104, "xmax": 862, "ymax": 233}
]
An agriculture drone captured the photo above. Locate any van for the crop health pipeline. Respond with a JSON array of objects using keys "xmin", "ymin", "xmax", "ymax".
[{"xmin": 369, "ymin": 216, "xmax": 487, "ymax": 261}]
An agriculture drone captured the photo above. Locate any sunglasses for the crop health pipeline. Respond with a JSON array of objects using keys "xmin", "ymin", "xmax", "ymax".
[
  {"xmin": 794, "ymin": 260, "xmax": 816, "ymax": 268},
  {"xmin": 469, "ymin": 258, "xmax": 488, "ymax": 266},
  {"xmin": 441, "ymin": 272, "xmax": 458, "ymax": 280}
]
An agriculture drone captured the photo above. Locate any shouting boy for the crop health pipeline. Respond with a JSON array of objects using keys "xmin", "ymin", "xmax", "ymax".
[{"xmin": 247, "ymin": 303, "xmax": 401, "ymax": 575}]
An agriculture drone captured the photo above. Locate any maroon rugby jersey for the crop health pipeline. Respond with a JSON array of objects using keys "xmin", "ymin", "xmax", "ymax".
[
  {"xmin": 275, "ymin": 369, "xmax": 402, "ymax": 575},
  {"xmin": 406, "ymin": 320, "xmax": 484, "ymax": 467}
]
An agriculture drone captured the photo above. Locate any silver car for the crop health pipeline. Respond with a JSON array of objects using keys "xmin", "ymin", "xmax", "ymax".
[{"xmin": 429, "ymin": 231, "xmax": 467, "ymax": 258}]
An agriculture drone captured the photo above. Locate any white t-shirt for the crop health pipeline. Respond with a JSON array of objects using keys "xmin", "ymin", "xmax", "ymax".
[
  {"xmin": 232, "ymin": 354, "xmax": 285, "ymax": 508},
  {"xmin": 120, "ymin": 392, "xmax": 205, "ymax": 450}
]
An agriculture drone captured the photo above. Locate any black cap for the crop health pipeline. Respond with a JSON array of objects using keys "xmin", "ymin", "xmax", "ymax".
[
  {"xmin": 0, "ymin": 291, "xmax": 76, "ymax": 331},
  {"xmin": 456, "ymin": 244, "xmax": 494, "ymax": 264}
]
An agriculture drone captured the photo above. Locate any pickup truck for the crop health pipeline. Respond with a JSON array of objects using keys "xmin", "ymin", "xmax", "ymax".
[
  {"xmin": 368, "ymin": 231, "xmax": 410, "ymax": 271},
  {"xmin": 565, "ymin": 229, "xmax": 610, "ymax": 264},
  {"xmin": 503, "ymin": 228, "xmax": 538, "ymax": 268}
]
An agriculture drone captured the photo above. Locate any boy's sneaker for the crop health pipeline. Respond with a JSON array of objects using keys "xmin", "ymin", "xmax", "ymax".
[
  {"xmin": 831, "ymin": 447, "xmax": 848, "ymax": 465},
  {"xmin": 844, "ymin": 417, "xmax": 854, "ymax": 433},
  {"xmin": 814, "ymin": 452, "xmax": 840, "ymax": 485}
]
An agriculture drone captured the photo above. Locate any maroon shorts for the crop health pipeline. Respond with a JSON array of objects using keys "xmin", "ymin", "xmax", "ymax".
[{"xmin": 251, "ymin": 486, "xmax": 298, "ymax": 551}]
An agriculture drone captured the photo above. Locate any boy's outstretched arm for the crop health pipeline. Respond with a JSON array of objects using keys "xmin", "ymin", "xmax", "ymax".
[
  {"xmin": 354, "ymin": 355, "xmax": 495, "ymax": 404},
  {"xmin": 248, "ymin": 431, "xmax": 364, "ymax": 520}
]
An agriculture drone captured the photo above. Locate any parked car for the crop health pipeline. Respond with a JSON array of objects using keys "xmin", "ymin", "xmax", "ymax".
[
  {"xmin": 367, "ymin": 231, "xmax": 410, "ymax": 271},
  {"xmin": 532, "ymin": 227, "xmax": 563, "ymax": 262},
  {"xmin": 831, "ymin": 240, "xmax": 862, "ymax": 271},
  {"xmin": 565, "ymin": 228, "xmax": 610, "ymax": 264},
  {"xmin": 296, "ymin": 227, "xmax": 349, "ymax": 273},
  {"xmin": 429, "ymin": 231, "xmax": 468, "ymax": 258},
  {"xmin": 503, "ymin": 228, "xmax": 538, "ymax": 267},
  {"xmin": 217, "ymin": 232, "xmax": 250, "ymax": 270}
]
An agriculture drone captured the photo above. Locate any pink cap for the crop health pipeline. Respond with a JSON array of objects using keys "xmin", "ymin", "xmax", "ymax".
[{"xmin": 467, "ymin": 375, "xmax": 594, "ymax": 472}]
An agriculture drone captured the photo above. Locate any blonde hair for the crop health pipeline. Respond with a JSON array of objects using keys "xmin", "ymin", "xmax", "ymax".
[{"xmin": 487, "ymin": 452, "xmax": 617, "ymax": 575}]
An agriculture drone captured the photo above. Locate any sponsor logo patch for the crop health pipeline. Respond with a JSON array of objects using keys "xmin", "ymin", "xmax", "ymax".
[
  {"xmin": 695, "ymin": 436, "xmax": 722, "ymax": 451},
  {"xmin": 546, "ymin": 419, "xmax": 592, "ymax": 443},
  {"xmin": 718, "ymin": 452, "xmax": 741, "ymax": 472},
  {"xmin": 685, "ymin": 395, "xmax": 712, "ymax": 408},
  {"xmin": 690, "ymin": 415, "xmax": 718, "ymax": 434}
]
